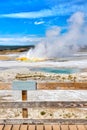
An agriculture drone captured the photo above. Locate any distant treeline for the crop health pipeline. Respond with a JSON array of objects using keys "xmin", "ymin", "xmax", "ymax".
[
  {"xmin": 0, "ymin": 45, "xmax": 35, "ymax": 54},
  {"xmin": 80, "ymin": 46, "xmax": 87, "ymax": 52},
  {"xmin": 0, "ymin": 45, "xmax": 35, "ymax": 51}
]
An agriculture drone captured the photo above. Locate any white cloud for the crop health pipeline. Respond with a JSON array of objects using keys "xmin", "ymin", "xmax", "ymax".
[
  {"xmin": 0, "ymin": 3, "xmax": 86, "ymax": 19},
  {"xmin": 0, "ymin": 36, "xmax": 42, "ymax": 45},
  {"xmin": 0, "ymin": 7, "xmax": 57, "ymax": 19},
  {"xmin": 34, "ymin": 21, "xmax": 44, "ymax": 25}
]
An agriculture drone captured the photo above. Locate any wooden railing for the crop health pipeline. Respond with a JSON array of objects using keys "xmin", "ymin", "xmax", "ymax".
[{"xmin": 0, "ymin": 80, "xmax": 87, "ymax": 124}]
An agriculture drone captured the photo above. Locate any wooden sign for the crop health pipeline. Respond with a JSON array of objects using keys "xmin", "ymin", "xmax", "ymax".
[{"xmin": 12, "ymin": 80, "xmax": 36, "ymax": 90}]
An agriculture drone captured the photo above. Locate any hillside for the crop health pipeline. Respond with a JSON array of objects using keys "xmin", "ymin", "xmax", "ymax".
[{"xmin": 0, "ymin": 45, "xmax": 34, "ymax": 54}]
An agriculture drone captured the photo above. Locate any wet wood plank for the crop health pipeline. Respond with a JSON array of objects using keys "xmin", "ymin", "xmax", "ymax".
[
  {"xmin": 61, "ymin": 125, "xmax": 69, "ymax": 130},
  {"xmin": 12, "ymin": 125, "xmax": 20, "ymax": 130},
  {"xmin": 69, "ymin": 125, "xmax": 77, "ymax": 130},
  {"xmin": 77, "ymin": 125, "xmax": 86, "ymax": 130},
  {"xmin": 4, "ymin": 125, "xmax": 12, "ymax": 130}
]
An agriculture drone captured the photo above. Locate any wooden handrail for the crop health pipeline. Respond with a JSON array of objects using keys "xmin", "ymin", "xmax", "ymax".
[
  {"xmin": 0, "ymin": 101, "xmax": 87, "ymax": 108},
  {"xmin": 0, "ymin": 80, "xmax": 87, "ymax": 124},
  {"xmin": 0, "ymin": 82, "xmax": 87, "ymax": 90},
  {"xmin": 0, "ymin": 119, "xmax": 87, "ymax": 125}
]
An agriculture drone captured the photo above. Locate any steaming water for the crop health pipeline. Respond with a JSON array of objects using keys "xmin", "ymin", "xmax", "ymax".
[
  {"xmin": 31, "ymin": 67, "xmax": 79, "ymax": 74},
  {"xmin": 26, "ymin": 12, "xmax": 87, "ymax": 59}
]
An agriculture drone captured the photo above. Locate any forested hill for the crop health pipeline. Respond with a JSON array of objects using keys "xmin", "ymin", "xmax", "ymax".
[
  {"xmin": 0, "ymin": 45, "xmax": 35, "ymax": 54},
  {"xmin": 0, "ymin": 45, "xmax": 34, "ymax": 51}
]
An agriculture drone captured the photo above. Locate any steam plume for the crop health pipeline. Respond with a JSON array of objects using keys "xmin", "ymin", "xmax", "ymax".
[{"xmin": 26, "ymin": 12, "xmax": 87, "ymax": 59}]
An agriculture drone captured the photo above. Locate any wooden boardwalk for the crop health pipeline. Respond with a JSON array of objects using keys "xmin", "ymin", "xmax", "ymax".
[
  {"xmin": 0, "ymin": 124, "xmax": 87, "ymax": 130},
  {"xmin": 0, "ymin": 81, "xmax": 87, "ymax": 128},
  {"xmin": 0, "ymin": 82, "xmax": 87, "ymax": 90}
]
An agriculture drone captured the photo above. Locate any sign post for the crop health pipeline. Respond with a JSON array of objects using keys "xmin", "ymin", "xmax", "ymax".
[{"xmin": 12, "ymin": 80, "xmax": 36, "ymax": 118}]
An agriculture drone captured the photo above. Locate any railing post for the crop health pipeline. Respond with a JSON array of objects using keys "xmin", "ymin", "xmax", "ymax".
[
  {"xmin": 12, "ymin": 80, "xmax": 36, "ymax": 118},
  {"xmin": 22, "ymin": 90, "xmax": 27, "ymax": 100},
  {"xmin": 22, "ymin": 90, "xmax": 28, "ymax": 118}
]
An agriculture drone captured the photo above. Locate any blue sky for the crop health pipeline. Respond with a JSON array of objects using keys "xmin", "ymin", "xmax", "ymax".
[{"xmin": 0, "ymin": 0, "xmax": 87, "ymax": 45}]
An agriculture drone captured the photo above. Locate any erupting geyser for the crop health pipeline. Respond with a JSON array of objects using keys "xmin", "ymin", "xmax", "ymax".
[{"xmin": 17, "ymin": 12, "xmax": 87, "ymax": 62}]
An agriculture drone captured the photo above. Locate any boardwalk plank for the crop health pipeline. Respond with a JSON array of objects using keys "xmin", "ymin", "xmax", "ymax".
[
  {"xmin": 61, "ymin": 125, "xmax": 69, "ymax": 130},
  {"xmin": 77, "ymin": 125, "xmax": 86, "ymax": 130},
  {"xmin": 69, "ymin": 125, "xmax": 77, "ymax": 130},
  {"xmin": 44, "ymin": 125, "xmax": 52, "ymax": 130},
  {"xmin": 52, "ymin": 125, "xmax": 60, "ymax": 130},
  {"xmin": 4, "ymin": 125, "xmax": 12, "ymax": 130},
  {"xmin": 20, "ymin": 125, "xmax": 28, "ymax": 130},
  {"xmin": 84, "ymin": 125, "xmax": 87, "ymax": 129},
  {"xmin": 36, "ymin": 125, "xmax": 43, "ymax": 130},
  {"xmin": 0, "ymin": 124, "xmax": 87, "ymax": 130},
  {"xmin": 28, "ymin": 125, "xmax": 35, "ymax": 130},
  {"xmin": 12, "ymin": 125, "xmax": 20, "ymax": 130},
  {"xmin": 0, "ymin": 125, "xmax": 4, "ymax": 130}
]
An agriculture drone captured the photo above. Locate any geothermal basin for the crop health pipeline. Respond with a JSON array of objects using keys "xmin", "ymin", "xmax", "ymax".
[{"xmin": 30, "ymin": 67, "xmax": 80, "ymax": 74}]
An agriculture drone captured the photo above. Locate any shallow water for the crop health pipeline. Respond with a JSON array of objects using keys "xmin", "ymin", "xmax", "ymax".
[{"xmin": 31, "ymin": 67, "xmax": 79, "ymax": 74}]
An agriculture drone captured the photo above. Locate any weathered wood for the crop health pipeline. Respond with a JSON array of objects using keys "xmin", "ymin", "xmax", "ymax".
[
  {"xmin": 52, "ymin": 125, "xmax": 60, "ymax": 130},
  {"xmin": 0, "ymin": 101, "xmax": 87, "ymax": 108},
  {"xmin": 0, "ymin": 82, "xmax": 87, "ymax": 90},
  {"xmin": 84, "ymin": 125, "xmax": 87, "ymax": 129},
  {"xmin": 22, "ymin": 90, "xmax": 28, "ymax": 118},
  {"xmin": 12, "ymin": 125, "xmax": 20, "ymax": 130},
  {"xmin": 36, "ymin": 125, "xmax": 43, "ymax": 130},
  {"xmin": 22, "ymin": 108, "xmax": 28, "ymax": 118},
  {"xmin": 20, "ymin": 125, "xmax": 28, "ymax": 130},
  {"xmin": 0, "ymin": 125, "xmax": 4, "ymax": 130},
  {"xmin": 60, "ymin": 125, "xmax": 69, "ymax": 130},
  {"xmin": 0, "ymin": 119, "xmax": 87, "ymax": 125},
  {"xmin": 77, "ymin": 125, "xmax": 86, "ymax": 130},
  {"xmin": 69, "ymin": 125, "xmax": 77, "ymax": 130},
  {"xmin": 4, "ymin": 125, "xmax": 12, "ymax": 130},
  {"xmin": 44, "ymin": 125, "xmax": 52, "ymax": 130},
  {"xmin": 28, "ymin": 125, "xmax": 35, "ymax": 130},
  {"xmin": 0, "ymin": 83, "xmax": 11, "ymax": 90},
  {"xmin": 22, "ymin": 90, "xmax": 27, "ymax": 101},
  {"xmin": 1, "ymin": 124, "xmax": 87, "ymax": 130},
  {"xmin": 37, "ymin": 82, "xmax": 87, "ymax": 90}
]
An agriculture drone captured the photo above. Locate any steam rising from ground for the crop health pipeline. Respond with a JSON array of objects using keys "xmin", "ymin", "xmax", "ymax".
[{"xmin": 26, "ymin": 12, "xmax": 87, "ymax": 59}]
